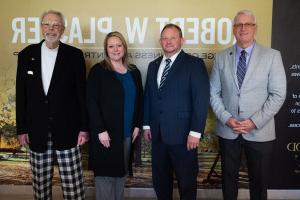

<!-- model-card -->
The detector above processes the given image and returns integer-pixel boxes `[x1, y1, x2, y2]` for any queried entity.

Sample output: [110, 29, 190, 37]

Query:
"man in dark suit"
[16, 10, 88, 200]
[143, 24, 210, 200]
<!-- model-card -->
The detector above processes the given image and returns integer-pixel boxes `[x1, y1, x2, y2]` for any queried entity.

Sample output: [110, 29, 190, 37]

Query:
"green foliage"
[0, 93, 18, 148]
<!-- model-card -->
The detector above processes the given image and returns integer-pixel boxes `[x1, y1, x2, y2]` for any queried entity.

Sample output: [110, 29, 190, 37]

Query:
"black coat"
[16, 41, 88, 152]
[87, 63, 143, 177]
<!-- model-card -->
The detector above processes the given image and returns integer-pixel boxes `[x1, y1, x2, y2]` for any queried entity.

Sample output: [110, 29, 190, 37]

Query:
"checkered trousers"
[30, 141, 85, 200]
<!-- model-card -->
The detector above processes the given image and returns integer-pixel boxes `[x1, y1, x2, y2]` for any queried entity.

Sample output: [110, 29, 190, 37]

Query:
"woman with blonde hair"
[87, 31, 143, 200]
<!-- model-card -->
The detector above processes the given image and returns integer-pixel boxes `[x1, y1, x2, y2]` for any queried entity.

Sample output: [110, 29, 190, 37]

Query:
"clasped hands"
[226, 117, 256, 134]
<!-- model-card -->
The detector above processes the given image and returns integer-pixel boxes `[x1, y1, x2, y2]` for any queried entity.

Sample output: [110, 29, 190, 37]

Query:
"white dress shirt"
[41, 42, 58, 95]
[156, 50, 181, 86]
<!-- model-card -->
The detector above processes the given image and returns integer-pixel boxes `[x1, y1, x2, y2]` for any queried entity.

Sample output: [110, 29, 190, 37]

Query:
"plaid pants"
[30, 140, 85, 200]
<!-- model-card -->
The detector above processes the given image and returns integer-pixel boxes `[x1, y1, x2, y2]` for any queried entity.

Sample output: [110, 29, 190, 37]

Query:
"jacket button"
[45, 100, 48, 104]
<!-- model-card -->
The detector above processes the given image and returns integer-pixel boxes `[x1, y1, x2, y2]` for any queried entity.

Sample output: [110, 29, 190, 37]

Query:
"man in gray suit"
[210, 10, 286, 200]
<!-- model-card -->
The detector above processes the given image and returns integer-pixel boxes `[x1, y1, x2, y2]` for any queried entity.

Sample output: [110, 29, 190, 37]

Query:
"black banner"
[271, 0, 300, 189]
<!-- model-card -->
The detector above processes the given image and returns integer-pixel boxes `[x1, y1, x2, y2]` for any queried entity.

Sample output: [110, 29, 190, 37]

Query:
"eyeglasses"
[233, 23, 256, 29]
[41, 22, 63, 30]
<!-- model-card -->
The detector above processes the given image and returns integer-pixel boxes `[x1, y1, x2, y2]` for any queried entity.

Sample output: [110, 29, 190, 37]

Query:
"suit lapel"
[169, 50, 185, 75]
[160, 50, 185, 89]
[153, 56, 162, 90]
[241, 44, 260, 88]
[32, 41, 45, 97]
[228, 46, 239, 89]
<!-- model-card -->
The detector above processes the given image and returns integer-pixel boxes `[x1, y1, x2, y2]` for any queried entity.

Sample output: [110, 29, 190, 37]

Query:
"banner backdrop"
[270, 0, 300, 189]
[1, 0, 288, 189]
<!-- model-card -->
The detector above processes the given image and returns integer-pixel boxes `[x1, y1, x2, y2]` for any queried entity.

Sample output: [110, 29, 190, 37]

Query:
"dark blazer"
[87, 63, 143, 177]
[16, 40, 88, 152]
[143, 50, 210, 144]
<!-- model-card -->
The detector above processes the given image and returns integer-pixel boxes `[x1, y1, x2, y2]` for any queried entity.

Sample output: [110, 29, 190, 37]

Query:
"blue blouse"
[115, 71, 136, 138]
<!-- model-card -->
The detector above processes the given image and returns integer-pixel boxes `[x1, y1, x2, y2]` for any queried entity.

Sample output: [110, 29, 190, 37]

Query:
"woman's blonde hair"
[101, 31, 133, 70]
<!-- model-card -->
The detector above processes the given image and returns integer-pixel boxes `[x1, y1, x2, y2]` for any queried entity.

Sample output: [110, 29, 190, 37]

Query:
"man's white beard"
[45, 33, 60, 44]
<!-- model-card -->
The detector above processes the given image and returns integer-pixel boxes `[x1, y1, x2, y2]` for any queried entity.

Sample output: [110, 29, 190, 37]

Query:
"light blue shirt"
[235, 42, 255, 71]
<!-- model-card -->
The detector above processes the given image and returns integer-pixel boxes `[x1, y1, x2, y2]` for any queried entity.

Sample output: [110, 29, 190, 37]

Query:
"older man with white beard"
[16, 10, 88, 200]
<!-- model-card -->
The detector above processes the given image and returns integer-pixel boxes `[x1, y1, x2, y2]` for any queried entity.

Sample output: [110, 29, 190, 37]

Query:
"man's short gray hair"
[233, 10, 256, 25]
[41, 10, 65, 27]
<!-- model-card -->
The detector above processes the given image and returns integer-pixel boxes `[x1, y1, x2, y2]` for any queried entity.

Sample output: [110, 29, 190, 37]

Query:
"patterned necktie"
[159, 58, 172, 89]
[236, 50, 247, 88]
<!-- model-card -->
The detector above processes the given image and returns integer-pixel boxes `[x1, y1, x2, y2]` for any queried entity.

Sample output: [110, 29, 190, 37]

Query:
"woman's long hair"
[101, 31, 133, 71]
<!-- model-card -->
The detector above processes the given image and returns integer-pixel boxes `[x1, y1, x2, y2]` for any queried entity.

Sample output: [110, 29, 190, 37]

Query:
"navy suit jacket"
[143, 50, 210, 144]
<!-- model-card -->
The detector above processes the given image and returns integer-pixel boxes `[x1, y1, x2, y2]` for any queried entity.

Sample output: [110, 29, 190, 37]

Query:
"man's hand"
[233, 119, 256, 134]
[143, 129, 152, 141]
[226, 117, 241, 131]
[18, 134, 29, 146]
[187, 135, 200, 151]
[77, 131, 89, 146]
[132, 127, 140, 143]
[98, 131, 111, 148]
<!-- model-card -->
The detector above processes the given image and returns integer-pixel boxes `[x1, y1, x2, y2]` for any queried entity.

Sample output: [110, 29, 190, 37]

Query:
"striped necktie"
[236, 50, 246, 88]
[159, 58, 172, 89]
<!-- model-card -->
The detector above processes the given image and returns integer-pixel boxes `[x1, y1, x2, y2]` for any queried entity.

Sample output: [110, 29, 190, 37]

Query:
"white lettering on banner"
[185, 18, 199, 45]
[201, 18, 215, 44]
[84, 17, 96, 44]
[97, 17, 112, 34]
[60, 17, 112, 43]
[11, 16, 234, 45]
[288, 124, 300, 128]
[28, 17, 40, 43]
[12, 17, 112, 44]
[125, 17, 148, 44]
[289, 64, 300, 78]
[156, 17, 169, 32]
[69, 17, 83, 43]
[218, 17, 232, 45]
[290, 64, 300, 70]
[155, 17, 233, 45]
[11, 17, 26, 43]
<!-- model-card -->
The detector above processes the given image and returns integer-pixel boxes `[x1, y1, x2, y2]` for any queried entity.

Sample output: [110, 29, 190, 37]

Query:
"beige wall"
[0, 0, 273, 139]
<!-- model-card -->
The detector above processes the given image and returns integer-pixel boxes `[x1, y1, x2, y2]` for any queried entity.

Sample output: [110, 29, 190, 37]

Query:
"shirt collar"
[236, 42, 255, 56]
[162, 49, 182, 64]
[42, 41, 59, 52]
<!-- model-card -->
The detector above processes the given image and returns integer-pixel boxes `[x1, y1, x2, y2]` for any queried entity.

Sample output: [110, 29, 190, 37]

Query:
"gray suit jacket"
[210, 43, 286, 142]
